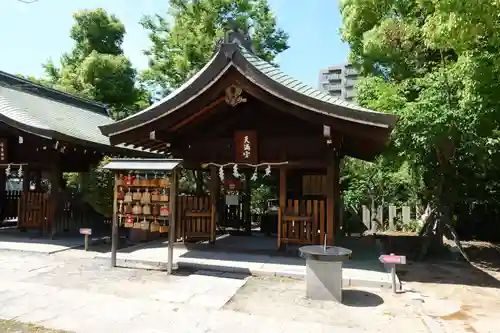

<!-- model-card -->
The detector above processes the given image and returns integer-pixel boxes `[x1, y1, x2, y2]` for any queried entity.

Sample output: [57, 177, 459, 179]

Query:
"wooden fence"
[176, 195, 213, 241]
[1, 190, 21, 220]
[279, 199, 326, 246]
[52, 193, 110, 235]
[2, 190, 109, 235]
[18, 191, 52, 231]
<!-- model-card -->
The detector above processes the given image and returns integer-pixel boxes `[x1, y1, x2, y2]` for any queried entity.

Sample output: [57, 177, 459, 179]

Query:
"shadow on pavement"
[398, 260, 500, 289]
[342, 289, 384, 307]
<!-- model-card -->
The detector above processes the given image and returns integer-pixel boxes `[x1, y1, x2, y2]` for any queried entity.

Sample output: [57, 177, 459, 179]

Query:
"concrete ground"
[0, 249, 435, 333]
[95, 239, 397, 288]
[399, 261, 500, 333]
[0, 229, 107, 254]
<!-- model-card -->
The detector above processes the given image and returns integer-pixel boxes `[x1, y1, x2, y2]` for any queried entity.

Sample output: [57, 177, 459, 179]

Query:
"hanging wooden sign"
[235, 131, 257, 164]
[224, 179, 243, 191]
[0, 139, 7, 163]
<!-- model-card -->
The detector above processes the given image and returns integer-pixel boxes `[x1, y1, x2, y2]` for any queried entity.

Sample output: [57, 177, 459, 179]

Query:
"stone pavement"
[0, 236, 85, 254]
[96, 240, 398, 289]
[0, 251, 405, 333]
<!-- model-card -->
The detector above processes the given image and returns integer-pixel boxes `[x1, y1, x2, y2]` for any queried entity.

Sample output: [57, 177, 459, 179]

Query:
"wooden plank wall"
[18, 192, 51, 231]
[176, 195, 212, 241]
[279, 199, 325, 246]
[302, 175, 327, 196]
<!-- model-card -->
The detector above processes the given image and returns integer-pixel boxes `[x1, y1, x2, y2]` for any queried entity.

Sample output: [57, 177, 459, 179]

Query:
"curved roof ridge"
[123, 50, 223, 121]
[0, 71, 109, 116]
[236, 45, 389, 116]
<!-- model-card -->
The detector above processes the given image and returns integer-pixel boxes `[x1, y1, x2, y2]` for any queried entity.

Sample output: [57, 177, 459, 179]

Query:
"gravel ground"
[224, 276, 429, 333]
[400, 261, 500, 333]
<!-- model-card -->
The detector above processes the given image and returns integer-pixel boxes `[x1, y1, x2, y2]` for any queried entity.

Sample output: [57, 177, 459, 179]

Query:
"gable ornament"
[225, 85, 247, 107]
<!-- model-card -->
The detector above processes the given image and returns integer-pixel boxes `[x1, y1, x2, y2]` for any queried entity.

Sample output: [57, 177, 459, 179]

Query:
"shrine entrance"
[219, 177, 245, 231]
[99, 30, 398, 249]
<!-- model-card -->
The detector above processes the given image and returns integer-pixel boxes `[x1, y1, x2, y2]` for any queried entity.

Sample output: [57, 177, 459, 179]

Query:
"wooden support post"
[0, 169, 5, 222]
[33, 170, 42, 191]
[111, 174, 119, 268]
[333, 154, 341, 243]
[243, 169, 252, 235]
[19, 165, 30, 232]
[167, 168, 178, 275]
[278, 166, 287, 249]
[48, 166, 61, 238]
[326, 152, 336, 246]
[209, 166, 217, 244]
[22, 166, 30, 193]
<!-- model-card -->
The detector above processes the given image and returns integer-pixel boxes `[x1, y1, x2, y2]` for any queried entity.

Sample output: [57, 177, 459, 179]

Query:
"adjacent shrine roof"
[0, 71, 158, 154]
[99, 31, 398, 159]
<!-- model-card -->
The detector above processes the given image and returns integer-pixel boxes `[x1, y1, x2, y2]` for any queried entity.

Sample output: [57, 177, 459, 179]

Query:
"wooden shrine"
[0, 71, 156, 236]
[99, 31, 398, 248]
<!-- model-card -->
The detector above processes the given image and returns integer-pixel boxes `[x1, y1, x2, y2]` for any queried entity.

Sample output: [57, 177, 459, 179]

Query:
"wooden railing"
[278, 199, 326, 247]
[1, 190, 21, 220]
[176, 195, 213, 241]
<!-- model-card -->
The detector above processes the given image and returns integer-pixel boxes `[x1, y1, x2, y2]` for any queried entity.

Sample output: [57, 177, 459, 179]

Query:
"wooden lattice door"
[18, 192, 51, 230]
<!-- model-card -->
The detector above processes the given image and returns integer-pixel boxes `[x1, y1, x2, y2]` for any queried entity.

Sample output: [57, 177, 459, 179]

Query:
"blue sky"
[0, 0, 349, 88]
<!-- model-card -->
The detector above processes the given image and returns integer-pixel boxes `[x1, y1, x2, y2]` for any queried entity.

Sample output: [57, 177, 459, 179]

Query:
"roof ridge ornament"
[225, 85, 247, 107]
[221, 19, 256, 54]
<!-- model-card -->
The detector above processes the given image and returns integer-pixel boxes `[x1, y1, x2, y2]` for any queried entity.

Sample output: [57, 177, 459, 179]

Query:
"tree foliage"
[43, 9, 150, 120]
[140, 0, 289, 96]
[340, 0, 500, 231]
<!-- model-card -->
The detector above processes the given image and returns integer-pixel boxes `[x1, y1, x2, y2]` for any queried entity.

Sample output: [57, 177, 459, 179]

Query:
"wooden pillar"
[19, 165, 30, 232]
[277, 166, 287, 249]
[0, 168, 5, 221]
[209, 166, 218, 244]
[326, 151, 339, 246]
[334, 155, 342, 242]
[48, 166, 61, 237]
[243, 170, 252, 235]
[111, 173, 119, 268]
[167, 167, 178, 275]
[22, 166, 30, 193]
[33, 169, 42, 191]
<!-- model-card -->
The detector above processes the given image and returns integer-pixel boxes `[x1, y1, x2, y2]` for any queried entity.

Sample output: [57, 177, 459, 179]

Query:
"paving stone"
[0, 247, 423, 333]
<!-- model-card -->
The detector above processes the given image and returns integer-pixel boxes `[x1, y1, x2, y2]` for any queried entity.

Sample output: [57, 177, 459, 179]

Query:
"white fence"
[360, 205, 421, 230]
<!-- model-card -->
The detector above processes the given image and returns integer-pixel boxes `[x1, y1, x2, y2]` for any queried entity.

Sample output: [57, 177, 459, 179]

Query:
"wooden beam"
[170, 96, 226, 132]
[235, 75, 391, 143]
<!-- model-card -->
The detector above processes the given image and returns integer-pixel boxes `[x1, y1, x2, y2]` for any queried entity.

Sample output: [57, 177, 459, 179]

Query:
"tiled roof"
[0, 83, 114, 145]
[238, 45, 377, 115]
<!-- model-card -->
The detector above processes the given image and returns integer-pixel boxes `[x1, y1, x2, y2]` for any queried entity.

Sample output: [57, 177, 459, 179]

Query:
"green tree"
[42, 9, 153, 216]
[140, 0, 289, 96]
[340, 0, 500, 239]
[44, 9, 150, 120]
